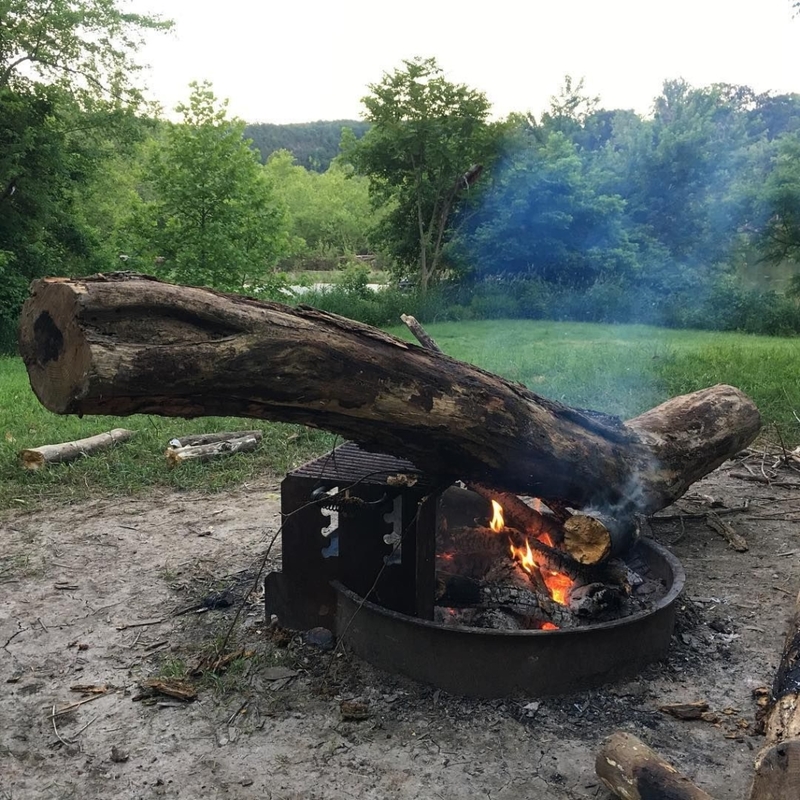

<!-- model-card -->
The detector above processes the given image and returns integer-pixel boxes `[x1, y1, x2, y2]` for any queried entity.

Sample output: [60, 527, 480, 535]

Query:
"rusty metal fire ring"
[333, 538, 685, 698]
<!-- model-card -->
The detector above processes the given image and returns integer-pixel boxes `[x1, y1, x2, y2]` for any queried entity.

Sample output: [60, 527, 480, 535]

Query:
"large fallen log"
[18, 274, 761, 514]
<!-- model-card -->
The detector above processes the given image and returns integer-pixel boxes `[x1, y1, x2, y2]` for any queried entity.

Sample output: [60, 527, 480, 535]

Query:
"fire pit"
[265, 443, 685, 698]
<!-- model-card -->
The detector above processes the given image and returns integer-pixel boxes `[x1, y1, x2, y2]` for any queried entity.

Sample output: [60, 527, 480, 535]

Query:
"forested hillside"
[244, 120, 370, 170]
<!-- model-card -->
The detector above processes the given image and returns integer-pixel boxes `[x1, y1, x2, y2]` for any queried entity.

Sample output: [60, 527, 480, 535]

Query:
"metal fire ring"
[333, 538, 685, 698]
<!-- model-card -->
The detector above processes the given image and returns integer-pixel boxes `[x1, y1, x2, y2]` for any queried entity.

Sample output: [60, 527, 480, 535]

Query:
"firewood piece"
[19, 428, 135, 470]
[659, 701, 710, 721]
[468, 484, 564, 543]
[596, 731, 713, 800]
[562, 511, 639, 565]
[441, 523, 552, 597]
[748, 590, 800, 800]
[18, 274, 761, 514]
[165, 434, 259, 466]
[504, 526, 589, 583]
[705, 511, 749, 552]
[168, 430, 262, 448]
[400, 313, 442, 352]
[567, 582, 624, 618]
[435, 569, 573, 628]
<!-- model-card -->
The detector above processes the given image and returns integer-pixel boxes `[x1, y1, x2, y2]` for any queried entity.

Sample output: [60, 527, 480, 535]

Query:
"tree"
[457, 129, 635, 286]
[0, 0, 171, 103]
[264, 150, 379, 264]
[755, 133, 800, 265]
[140, 81, 291, 291]
[346, 57, 501, 290]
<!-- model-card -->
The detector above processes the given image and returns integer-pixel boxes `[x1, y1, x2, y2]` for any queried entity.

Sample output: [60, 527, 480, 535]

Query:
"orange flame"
[489, 500, 504, 533]
[491, 498, 572, 607]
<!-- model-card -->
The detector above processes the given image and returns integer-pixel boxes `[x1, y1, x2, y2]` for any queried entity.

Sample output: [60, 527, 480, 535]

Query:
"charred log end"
[18, 279, 92, 415]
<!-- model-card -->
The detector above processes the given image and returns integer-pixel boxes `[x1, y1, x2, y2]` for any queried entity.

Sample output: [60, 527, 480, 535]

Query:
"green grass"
[2, 319, 798, 511]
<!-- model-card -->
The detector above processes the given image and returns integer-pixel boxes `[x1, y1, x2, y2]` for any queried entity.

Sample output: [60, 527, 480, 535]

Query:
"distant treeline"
[244, 120, 370, 171]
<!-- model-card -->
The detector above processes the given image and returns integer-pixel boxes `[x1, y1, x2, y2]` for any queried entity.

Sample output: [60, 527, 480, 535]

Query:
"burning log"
[749, 589, 800, 800]
[18, 274, 761, 516]
[468, 484, 564, 543]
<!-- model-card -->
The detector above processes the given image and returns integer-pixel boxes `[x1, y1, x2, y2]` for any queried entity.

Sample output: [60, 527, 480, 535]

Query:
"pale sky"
[132, 0, 800, 123]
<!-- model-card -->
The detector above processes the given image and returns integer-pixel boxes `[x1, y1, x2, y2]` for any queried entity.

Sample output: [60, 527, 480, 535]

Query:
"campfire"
[265, 442, 683, 698]
[432, 485, 666, 633]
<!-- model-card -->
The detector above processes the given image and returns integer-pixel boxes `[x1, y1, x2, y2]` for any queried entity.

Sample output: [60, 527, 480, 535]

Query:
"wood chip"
[140, 678, 197, 702]
[340, 700, 370, 721]
[262, 666, 298, 681]
[659, 701, 710, 720]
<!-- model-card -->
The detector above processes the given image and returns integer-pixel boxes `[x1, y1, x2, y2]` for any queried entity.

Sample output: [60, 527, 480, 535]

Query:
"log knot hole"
[33, 311, 64, 365]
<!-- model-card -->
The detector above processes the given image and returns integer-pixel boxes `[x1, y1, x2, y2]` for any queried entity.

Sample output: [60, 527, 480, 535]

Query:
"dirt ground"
[2, 452, 800, 800]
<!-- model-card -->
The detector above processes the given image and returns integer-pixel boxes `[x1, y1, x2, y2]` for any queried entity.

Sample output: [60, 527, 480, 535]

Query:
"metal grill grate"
[288, 441, 439, 490]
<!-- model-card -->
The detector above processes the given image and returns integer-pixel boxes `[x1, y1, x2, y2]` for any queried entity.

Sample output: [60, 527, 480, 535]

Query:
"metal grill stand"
[265, 442, 441, 630]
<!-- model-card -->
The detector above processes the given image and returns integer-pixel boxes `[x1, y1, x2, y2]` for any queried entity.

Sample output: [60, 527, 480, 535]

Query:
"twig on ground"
[115, 618, 166, 631]
[50, 692, 106, 718]
[51, 705, 73, 747]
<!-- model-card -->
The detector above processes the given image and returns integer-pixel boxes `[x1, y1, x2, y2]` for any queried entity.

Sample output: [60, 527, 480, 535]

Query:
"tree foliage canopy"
[0, 0, 171, 103]
[141, 82, 291, 291]
[346, 57, 502, 289]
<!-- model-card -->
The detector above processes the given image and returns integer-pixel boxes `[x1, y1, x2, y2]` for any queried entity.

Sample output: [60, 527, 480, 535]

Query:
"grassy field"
[1, 319, 798, 511]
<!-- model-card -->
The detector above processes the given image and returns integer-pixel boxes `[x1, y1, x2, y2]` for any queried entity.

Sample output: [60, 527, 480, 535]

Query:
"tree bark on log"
[18, 274, 761, 514]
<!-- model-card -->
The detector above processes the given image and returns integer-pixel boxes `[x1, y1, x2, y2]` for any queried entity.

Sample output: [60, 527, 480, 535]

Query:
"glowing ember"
[541, 622, 559, 631]
[489, 499, 504, 533]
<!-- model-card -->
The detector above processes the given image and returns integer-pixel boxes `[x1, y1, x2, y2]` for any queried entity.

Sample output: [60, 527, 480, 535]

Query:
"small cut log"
[749, 589, 800, 800]
[168, 430, 262, 448]
[562, 511, 640, 565]
[596, 731, 713, 800]
[19, 428, 135, 470]
[165, 434, 260, 466]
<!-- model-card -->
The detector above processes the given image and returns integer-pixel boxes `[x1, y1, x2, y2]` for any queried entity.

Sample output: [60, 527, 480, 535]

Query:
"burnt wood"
[18, 273, 761, 514]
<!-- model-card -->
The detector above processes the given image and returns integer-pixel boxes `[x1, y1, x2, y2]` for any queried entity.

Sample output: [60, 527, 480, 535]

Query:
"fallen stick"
[705, 511, 749, 552]
[165, 434, 260, 466]
[596, 731, 713, 800]
[19, 428, 135, 470]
